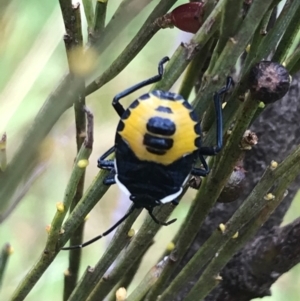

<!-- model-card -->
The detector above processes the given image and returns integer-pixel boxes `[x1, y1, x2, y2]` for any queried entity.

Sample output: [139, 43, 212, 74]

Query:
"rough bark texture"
[173, 72, 300, 301]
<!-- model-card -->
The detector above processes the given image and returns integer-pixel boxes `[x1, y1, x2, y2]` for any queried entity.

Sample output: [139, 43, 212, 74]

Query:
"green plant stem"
[286, 46, 300, 75]
[85, 0, 178, 95]
[157, 94, 259, 301]
[10, 125, 94, 301]
[0, 0, 85, 219]
[67, 206, 142, 301]
[144, 252, 176, 301]
[160, 142, 300, 300]
[0, 0, 165, 218]
[185, 158, 300, 301]
[106, 244, 150, 301]
[238, 0, 300, 93]
[82, 0, 94, 29]
[207, 2, 278, 117]
[250, 101, 265, 125]
[213, 95, 257, 173]
[151, 0, 225, 93]
[258, 0, 300, 61]
[177, 38, 216, 100]
[63, 3, 84, 72]
[60, 170, 111, 247]
[198, 0, 274, 132]
[143, 189, 189, 301]
[271, 5, 300, 63]
[0, 133, 7, 172]
[93, 0, 107, 37]
[60, 5, 86, 299]
[212, 0, 274, 74]
[64, 104, 90, 301]
[0, 243, 12, 288]
[242, 8, 274, 72]
[58, 0, 79, 39]
[92, 0, 155, 51]
[126, 257, 169, 301]
[206, 0, 243, 75]
[85, 204, 175, 301]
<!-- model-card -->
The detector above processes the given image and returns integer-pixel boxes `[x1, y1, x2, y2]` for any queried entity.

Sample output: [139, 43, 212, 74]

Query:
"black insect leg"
[97, 146, 115, 170]
[112, 57, 170, 117]
[171, 199, 179, 206]
[148, 208, 177, 226]
[97, 146, 116, 186]
[103, 170, 116, 186]
[61, 205, 136, 250]
[199, 76, 234, 156]
[191, 154, 210, 176]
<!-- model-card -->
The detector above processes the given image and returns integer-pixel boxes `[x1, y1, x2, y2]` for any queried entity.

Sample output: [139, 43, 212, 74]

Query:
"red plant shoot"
[170, 2, 205, 33]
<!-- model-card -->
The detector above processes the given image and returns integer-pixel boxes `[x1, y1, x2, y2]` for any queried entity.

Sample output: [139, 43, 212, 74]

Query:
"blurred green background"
[1, 1, 300, 300]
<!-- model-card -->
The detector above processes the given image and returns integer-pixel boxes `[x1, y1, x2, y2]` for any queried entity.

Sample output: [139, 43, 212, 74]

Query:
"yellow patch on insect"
[120, 94, 199, 165]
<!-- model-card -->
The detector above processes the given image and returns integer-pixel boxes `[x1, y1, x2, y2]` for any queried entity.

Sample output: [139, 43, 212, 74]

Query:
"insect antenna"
[61, 206, 136, 250]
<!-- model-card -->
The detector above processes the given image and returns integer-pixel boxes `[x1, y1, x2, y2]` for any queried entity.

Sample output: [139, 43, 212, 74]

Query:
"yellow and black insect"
[62, 57, 233, 250]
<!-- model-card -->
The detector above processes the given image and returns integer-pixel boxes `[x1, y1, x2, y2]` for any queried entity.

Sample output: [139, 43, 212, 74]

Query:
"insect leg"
[112, 57, 170, 117]
[199, 77, 234, 156]
[61, 205, 136, 250]
[147, 208, 177, 226]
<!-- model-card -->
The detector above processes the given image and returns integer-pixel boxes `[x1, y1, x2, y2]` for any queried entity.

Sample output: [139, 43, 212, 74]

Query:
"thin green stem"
[206, 0, 243, 75]
[157, 94, 259, 301]
[63, 104, 90, 300]
[258, 0, 300, 61]
[86, 204, 175, 301]
[10, 124, 94, 301]
[0, 243, 12, 288]
[86, 0, 178, 95]
[66, 206, 142, 301]
[238, 0, 300, 93]
[286, 46, 300, 75]
[82, 0, 94, 30]
[196, 0, 274, 132]
[93, 0, 107, 38]
[58, 0, 79, 39]
[59, 5, 86, 298]
[106, 241, 151, 301]
[0, 133, 7, 172]
[0, 0, 167, 217]
[60, 171, 110, 247]
[177, 38, 216, 100]
[159, 146, 297, 301]
[185, 157, 300, 301]
[143, 252, 177, 301]
[151, 0, 225, 92]
[126, 257, 169, 301]
[242, 8, 274, 72]
[92, 0, 155, 51]
[272, 6, 300, 63]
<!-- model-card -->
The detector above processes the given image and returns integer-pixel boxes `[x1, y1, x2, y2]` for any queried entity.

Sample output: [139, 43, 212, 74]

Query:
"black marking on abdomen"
[189, 111, 198, 122]
[146, 147, 166, 155]
[117, 120, 125, 132]
[194, 136, 201, 148]
[129, 99, 140, 109]
[121, 109, 131, 120]
[152, 90, 184, 101]
[146, 117, 176, 136]
[194, 123, 201, 135]
[155, 106, 173, 114]
[139, 93, 151, 100]
[143, 133, 173, 151]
